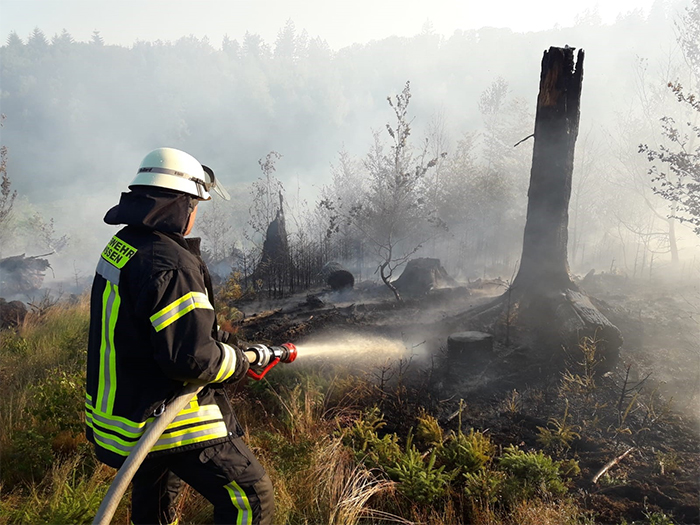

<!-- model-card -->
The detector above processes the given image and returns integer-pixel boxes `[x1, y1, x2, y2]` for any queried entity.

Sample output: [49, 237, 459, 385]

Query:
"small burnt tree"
[255, 192, 289, 298]
[462, 47, 622, 371]
[246, 152, 291, 297]
[343, 81, 444, 301]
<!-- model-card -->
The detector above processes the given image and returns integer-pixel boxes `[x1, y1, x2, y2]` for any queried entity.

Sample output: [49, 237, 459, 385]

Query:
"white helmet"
[130, 147, 230, 201]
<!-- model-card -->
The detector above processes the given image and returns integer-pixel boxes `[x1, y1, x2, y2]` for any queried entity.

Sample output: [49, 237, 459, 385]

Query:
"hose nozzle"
[274, 342, 297, 364]
[244, 342, 297, 380]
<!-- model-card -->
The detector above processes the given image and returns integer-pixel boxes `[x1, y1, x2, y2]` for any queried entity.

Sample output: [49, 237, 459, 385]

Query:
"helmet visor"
[201, 165, 230, 201]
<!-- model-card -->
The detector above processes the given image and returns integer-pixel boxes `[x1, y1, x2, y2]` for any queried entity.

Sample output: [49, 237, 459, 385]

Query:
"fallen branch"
[592, 446, 635, 484]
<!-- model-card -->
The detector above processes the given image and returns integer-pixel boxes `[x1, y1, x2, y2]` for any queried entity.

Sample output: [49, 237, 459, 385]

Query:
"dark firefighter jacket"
[86, 188, 247, 469]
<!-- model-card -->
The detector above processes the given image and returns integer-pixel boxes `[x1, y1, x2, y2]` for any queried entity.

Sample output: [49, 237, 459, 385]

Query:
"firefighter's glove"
[209, 342, 249, 388]
[227, 344, 249, 384]
[217, 329, 235, 345]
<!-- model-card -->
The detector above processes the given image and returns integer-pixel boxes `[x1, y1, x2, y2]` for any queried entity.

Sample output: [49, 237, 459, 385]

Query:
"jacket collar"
[104, 188, 195, 235]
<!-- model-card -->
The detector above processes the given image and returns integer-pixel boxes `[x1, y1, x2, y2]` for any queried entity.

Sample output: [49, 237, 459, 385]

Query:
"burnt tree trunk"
[252, 192, 290, 298]
[513, 47, 582, 293]
[455, 47, 622, 372]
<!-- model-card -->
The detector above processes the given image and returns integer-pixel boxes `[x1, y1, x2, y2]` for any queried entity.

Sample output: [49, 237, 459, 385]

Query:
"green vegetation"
[0, 298, 102, 523]
[339, 403, 581, 522]
[0, 300, 618, 524]
[537, 399, 581, 451]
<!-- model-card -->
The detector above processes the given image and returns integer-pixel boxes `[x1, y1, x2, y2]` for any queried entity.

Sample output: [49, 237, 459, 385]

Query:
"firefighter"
[86, 147, 274, 525]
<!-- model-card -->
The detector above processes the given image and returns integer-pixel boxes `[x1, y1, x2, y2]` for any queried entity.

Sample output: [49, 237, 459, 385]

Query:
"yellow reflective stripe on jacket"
[97, 282, 121, 414]
[101, 235, 137, 269]
[150, 291, 213, 332]
[150, 421, 228, 451]
[86, 396, 215, 436]
[87, 403, 223, 439]
[225, 480, 253, 525]
[88, 421, 228, 456]
[213, 343, 238, 383]
[86, 399, 228, 457]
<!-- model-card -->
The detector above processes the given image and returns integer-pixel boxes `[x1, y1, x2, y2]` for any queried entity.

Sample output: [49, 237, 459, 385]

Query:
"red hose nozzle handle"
[279, 342, 297, 363]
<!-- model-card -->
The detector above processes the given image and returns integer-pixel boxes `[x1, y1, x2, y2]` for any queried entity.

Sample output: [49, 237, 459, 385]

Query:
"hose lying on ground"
[92, 383, 203, 525]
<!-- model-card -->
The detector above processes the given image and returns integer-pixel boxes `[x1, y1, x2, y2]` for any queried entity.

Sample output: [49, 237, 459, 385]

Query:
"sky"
[1, 0, 658, 49]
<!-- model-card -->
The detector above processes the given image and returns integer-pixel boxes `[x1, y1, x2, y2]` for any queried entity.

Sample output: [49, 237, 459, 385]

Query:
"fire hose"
[92, 343, 297, 525]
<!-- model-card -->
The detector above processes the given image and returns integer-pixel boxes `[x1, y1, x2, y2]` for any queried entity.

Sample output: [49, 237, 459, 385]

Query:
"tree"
[247, 151, 285, 242]
[6, 32, 23, 48]
[640, 0, 700, 235]
[641, 86, 700, 234]
[51, 29, 74, 48]
[320, 148, 365, 264]
[26, 27, 48, 53]
[90, 30, 104, 46]
[342, 81, 444, 300]
[274, 19, 297, 61]
[0, 139, 17, 252]
[462, 47, 621, 371]
[512, 48, 584, 292]
[222, 35, 240, 59]
[196, 199, 236, 262]
[242, 32, 269, 60]
[22, 213, 69, 254]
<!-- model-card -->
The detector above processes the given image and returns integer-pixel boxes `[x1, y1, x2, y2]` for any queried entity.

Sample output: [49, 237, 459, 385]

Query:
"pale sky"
[0, 0, 658, 49]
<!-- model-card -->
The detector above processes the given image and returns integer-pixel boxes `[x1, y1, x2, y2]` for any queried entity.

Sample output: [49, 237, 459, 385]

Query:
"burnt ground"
[231, 276, 699, 524]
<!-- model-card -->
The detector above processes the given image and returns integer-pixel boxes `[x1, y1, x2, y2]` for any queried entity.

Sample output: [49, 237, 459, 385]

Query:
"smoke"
[2, 3, 700, 296]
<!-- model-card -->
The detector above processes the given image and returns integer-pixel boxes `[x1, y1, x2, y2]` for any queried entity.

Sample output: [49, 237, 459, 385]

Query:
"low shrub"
[498, 445, 571, 503]
[439, 428, 496, 477]
[1, 427, 55, 485]
[416, 410, 443, 447]
[29, 370, 85, 434]
[386, 439, 451, 505]
[341, 407, 402, 470]
[463, 468, 507, 508]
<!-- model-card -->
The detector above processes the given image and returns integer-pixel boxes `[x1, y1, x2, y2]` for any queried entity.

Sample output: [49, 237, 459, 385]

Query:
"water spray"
[291, 334, 411, 361]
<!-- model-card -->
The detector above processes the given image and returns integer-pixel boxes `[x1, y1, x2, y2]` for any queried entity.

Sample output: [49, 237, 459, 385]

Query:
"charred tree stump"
[448, 331, 494, 365]
[455, 46, 621, 372]
[251, 192, 290, 298]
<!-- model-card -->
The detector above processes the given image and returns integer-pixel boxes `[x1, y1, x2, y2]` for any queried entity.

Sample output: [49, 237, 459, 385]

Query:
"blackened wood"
[447, 331, 494, 363]
[514, 46, 584, 293]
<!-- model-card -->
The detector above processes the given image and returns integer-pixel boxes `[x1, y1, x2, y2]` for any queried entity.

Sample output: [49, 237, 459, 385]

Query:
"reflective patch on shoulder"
[101, 236, 138, 269]
[96, 258, 121, 284]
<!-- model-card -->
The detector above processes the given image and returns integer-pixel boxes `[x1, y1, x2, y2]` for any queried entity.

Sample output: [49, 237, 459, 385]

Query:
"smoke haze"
[0, 0, 698, 289]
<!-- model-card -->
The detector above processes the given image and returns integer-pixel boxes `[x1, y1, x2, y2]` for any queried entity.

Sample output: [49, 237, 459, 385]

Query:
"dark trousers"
[131, 436, 274, 525]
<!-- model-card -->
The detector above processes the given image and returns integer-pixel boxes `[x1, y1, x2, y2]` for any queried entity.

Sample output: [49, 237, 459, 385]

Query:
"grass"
[0, 298, 598, 525]
[0, 455, 113, 525]
[0, 296, 127, 524]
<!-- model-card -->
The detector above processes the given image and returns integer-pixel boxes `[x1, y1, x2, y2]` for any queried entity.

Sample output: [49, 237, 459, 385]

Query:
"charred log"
[0, 253, 51, 296]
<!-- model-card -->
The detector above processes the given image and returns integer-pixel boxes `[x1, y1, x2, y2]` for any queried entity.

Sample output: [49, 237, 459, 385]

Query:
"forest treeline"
[1, 1, 698, 294]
